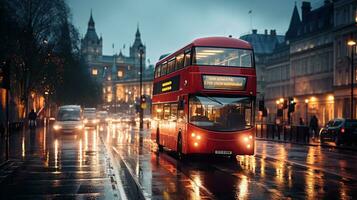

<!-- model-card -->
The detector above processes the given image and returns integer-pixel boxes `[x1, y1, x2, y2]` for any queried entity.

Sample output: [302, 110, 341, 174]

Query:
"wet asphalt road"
[106, 123, 357, 200]
[1, 122, 357, 200]
[0, 125, 117, 200]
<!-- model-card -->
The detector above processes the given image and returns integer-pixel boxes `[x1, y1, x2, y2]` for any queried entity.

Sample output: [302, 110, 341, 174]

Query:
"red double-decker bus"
[151, 37, 256, 158]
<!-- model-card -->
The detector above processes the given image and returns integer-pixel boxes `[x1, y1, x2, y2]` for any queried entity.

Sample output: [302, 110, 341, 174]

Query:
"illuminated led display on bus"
[202, 75, 246, 90]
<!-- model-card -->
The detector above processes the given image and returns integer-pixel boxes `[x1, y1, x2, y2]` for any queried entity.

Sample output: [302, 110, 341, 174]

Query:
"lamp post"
[348, 39, 356, 119]
[305, 99, 309, 125]
[138, 44, 144, 131]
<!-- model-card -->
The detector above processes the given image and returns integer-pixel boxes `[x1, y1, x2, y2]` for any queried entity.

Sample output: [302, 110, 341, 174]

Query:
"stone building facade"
[333, 0, 357, 118]
[264, 0, 356, 125]
[81, 12, 154, 113]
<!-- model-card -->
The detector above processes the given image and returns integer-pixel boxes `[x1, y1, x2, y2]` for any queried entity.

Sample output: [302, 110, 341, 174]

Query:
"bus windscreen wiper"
[198, 92, 223, 105]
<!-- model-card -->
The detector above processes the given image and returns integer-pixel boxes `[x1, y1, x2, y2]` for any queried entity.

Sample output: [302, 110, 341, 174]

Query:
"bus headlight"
[53, 124, 62, 130]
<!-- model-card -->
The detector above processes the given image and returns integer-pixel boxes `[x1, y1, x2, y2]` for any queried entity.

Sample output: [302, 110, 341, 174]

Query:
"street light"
[348, 39, 356, 119]
[305, 99, 309, 124]
[138, 44, 145, 131]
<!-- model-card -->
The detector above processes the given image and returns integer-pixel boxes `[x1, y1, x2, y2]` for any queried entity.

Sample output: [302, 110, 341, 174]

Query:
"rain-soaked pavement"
[105, 122, 357, 200]
[1, 122, 357, 200]
[0, 125, 118, 200]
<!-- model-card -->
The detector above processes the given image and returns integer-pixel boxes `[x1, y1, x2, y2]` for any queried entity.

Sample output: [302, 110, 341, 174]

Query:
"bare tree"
[5, 0, 69, 116]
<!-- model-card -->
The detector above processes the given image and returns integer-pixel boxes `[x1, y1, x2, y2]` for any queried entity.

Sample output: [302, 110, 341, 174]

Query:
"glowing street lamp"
[348, 39, 356, 119]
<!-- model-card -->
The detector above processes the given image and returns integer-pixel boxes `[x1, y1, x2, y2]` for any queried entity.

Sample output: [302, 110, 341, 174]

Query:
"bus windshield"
[193, 47, 253, 68]
[57, 109, 81, 121]
[189, 95, 253, 131]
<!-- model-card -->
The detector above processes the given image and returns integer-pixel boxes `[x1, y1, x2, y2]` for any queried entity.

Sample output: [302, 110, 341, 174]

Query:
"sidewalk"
[256, 124, 357, 151]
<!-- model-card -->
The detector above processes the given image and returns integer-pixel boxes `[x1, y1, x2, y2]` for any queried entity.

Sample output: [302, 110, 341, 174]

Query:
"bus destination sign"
[202, 75, 246, 90]
[153, 75, 180, 94]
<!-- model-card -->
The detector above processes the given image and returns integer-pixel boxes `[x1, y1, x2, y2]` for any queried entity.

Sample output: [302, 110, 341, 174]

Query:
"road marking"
[112, 146, 150, 200]
[99, 136, 127, 200]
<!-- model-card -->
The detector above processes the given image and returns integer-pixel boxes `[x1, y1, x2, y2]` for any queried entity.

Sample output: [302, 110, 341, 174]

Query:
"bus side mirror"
[178, 99, 184, 110]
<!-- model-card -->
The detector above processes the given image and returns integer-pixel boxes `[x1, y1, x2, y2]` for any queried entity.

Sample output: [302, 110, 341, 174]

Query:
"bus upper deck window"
[176, 53, 184, 70]
[184, 51, 191, 66]
[161, 62, 168, 76]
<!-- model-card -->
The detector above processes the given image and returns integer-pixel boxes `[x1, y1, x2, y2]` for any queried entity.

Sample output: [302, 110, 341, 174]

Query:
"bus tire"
[177, 133, 184, 160]
[156, 128, 163, 152]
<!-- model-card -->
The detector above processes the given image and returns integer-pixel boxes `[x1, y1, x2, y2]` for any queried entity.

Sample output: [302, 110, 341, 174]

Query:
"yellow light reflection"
[191, 174, 202, 199]
[238, 175, 248, 199]
[275, 146, 286, 185]
[22, 135, 25, 158]
[79, 139, 83, 168]
[84, 130, 88, 152]
[54, 139, 59, 169]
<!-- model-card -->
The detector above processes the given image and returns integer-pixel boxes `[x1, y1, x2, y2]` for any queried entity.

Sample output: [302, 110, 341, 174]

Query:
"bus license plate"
[215, 150, 232, 155]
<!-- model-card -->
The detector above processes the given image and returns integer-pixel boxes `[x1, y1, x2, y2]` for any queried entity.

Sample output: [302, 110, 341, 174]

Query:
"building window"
[118, 70, 124, 78]
[92, 68, 98, 76]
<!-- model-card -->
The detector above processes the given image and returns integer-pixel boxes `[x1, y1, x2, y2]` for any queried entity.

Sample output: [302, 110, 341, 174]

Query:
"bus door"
[177, 96, 187, 152]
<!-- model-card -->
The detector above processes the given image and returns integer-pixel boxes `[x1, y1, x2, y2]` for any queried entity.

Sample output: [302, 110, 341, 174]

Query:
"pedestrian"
[299, 117, 304, 125]
[28, 109, 37, 130]
[309, 115, 319, 139]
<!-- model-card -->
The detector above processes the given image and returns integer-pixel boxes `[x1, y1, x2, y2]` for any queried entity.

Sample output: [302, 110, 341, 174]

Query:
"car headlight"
[53, 124, 62, 130]
[76, 125, 84, 130]
[84, 119, 88, 124]
[92, 119, 98, 123]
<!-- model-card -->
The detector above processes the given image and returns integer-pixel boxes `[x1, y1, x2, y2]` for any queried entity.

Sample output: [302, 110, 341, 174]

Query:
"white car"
[53, 105, 84, 133]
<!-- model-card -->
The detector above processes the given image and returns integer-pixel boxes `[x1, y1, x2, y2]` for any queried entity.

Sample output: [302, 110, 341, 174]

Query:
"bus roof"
[191, 37, 252, 49]
[157, 37, 252, 64]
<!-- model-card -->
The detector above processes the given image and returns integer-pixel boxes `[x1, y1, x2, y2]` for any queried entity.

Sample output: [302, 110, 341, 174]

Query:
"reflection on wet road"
[106, 122, 357, 200]
[1, 122, 357, 199]
[0, 126, 115, 199]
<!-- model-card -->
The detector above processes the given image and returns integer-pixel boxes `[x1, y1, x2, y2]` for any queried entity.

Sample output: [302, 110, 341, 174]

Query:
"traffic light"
[288, 97, 296, 113]
[258, 99, 265, 111]
[141, 95, 147, 109]
[283, 100, 288, 109]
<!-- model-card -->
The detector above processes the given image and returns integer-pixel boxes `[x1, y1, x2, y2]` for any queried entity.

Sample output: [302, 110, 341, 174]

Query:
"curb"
[112, 146, 148, 200]
[256, 138, 357, 151]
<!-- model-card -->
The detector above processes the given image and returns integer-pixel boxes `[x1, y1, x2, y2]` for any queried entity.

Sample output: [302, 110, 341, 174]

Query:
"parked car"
[53, 105, 83, 133]
[83, 108, 98, 127]
[319, 118, 357, 145]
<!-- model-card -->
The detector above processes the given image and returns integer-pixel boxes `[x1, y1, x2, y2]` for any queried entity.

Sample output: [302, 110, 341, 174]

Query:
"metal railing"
[256, 123, 313, 143]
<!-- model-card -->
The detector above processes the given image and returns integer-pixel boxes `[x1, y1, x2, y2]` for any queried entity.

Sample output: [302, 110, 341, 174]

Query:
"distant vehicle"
[97, 111, 109, 124]
[152, 37, 256, 159]
[83, 107, 98, 127]
[320, 118, 357, 145]
[53, 105, 83, 133]
[110, 113, 122, 123]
